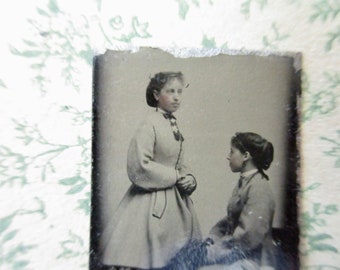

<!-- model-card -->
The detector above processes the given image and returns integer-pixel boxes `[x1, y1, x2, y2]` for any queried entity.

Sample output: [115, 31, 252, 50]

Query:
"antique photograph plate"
[91, 48, 300, 270]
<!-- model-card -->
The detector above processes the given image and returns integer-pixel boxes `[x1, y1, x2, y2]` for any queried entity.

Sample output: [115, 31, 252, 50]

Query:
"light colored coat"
[100, 110, 201, 269]
[206, 172, 276, 269]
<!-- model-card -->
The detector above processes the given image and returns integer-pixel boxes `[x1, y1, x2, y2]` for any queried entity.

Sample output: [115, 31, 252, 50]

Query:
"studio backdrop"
[92, 48, 299, 238]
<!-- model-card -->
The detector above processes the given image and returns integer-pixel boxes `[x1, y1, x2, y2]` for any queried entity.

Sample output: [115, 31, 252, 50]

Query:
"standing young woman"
[99, 72, 201, 270]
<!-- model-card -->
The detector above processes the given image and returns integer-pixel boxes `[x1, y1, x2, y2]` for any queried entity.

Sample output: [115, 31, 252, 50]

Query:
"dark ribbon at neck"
[163, 113, 176, 120]
[238, 176, 244, 188]
[163, 113, 184, 142]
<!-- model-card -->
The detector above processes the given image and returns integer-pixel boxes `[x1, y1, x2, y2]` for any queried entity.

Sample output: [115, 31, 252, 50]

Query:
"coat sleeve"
[127, 120, 178, 191]
[176, 141, 197, 195]
[228, 180, 275, 251]
[177, 143, 194, 177]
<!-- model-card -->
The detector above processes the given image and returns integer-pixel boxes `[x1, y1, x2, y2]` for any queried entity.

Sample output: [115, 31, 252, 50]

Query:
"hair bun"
[232, 132, 274, 171]
[261, 141, 274, 170]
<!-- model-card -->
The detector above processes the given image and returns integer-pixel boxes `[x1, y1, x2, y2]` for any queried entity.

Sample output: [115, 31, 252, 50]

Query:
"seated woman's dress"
[202, 171, 277, 270]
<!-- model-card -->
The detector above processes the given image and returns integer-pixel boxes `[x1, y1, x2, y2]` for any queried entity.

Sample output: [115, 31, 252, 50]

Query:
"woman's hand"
[204, 236, 234, 264]
[176, 174, 196, 195]
[204, 237, 215, 246]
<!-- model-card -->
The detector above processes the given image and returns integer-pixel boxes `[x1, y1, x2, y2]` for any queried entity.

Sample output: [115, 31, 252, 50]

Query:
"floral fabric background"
[0, 0, 339, 269]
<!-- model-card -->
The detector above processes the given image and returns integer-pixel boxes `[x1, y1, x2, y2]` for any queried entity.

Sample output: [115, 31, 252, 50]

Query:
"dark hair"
[231, 132, 274, 180]
[146, 72, 184, 107]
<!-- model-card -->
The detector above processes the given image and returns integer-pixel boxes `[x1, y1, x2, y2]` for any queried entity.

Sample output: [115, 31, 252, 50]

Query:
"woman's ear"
[243, 151, 252, 161]
[153, 90, 159, 101]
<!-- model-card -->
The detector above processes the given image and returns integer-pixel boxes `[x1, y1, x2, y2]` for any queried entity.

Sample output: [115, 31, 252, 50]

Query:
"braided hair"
[231, 132, 274, 180]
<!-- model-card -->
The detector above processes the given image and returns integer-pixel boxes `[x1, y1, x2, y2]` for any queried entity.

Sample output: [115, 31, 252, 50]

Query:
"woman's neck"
[240, 168, 258, 178]
[241, 162, 257, 174]
[157, 107, 170, 114]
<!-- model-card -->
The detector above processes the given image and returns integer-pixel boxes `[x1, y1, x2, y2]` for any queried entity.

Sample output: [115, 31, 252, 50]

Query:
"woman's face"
[227, 145, 246, 172]
[154, 78, 183, 113]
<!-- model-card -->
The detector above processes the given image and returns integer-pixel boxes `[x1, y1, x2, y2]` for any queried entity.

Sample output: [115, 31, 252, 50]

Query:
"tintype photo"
[91, 48, 300, 270]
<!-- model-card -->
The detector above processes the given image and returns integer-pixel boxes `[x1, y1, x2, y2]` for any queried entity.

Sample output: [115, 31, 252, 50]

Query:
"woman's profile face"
[154, 78, 184, 113]
[227, 145, 246, 172]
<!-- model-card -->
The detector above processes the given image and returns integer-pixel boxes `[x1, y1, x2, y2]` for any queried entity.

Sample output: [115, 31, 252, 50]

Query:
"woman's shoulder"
[248, 173, 272, 190]
[137, 110, 164, 129]
[141, 110, 161, 124]
[130, 111, 163, 140]
[243, 173, 275, 207]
